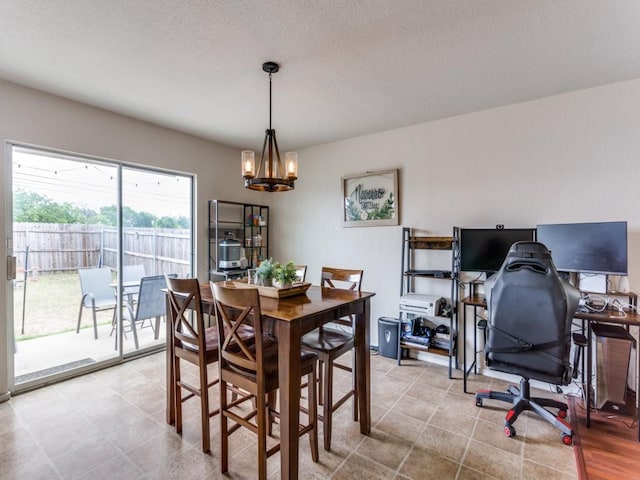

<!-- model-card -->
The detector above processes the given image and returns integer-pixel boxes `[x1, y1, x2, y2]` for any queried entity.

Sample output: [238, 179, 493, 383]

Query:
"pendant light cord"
[268, 72, 272, 130]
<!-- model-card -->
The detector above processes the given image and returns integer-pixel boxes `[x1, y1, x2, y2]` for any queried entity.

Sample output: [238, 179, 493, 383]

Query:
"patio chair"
[120, 274, 175, 349]
[122, 264, 146, 303]
[76, 267, 116, 339]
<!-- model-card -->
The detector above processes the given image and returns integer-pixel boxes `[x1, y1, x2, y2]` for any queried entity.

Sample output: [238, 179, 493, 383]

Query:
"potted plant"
[272, 261, 298, 289]
[255, 258, 274, 286]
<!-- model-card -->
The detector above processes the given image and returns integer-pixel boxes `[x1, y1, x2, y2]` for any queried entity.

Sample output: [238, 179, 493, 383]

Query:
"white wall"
[0, 79, 265, 400]
[271, 78, 640, 352]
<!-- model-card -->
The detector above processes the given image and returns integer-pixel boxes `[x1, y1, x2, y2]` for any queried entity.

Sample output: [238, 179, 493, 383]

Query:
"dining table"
[165, 282, 375, 479]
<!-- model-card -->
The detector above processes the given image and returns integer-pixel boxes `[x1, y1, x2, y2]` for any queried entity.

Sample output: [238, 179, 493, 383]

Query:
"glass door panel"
[12, 147, 121, 387]
[120, 166, 193, 355]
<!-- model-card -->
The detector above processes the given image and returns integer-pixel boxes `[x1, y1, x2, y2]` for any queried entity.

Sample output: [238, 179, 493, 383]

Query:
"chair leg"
[91, 301, 99, 339]
[131, 318, 140, 350]
[220, 380, 229, 474]
[308, 366, 319, 462]
[257, 389, 268, 480]
[351, 351, 358, 421]
[323, 358, 334, 451]
[76, 301, 84, 334]
[318, 359, 325, 405]
[199, 360, 210, 453]
[174, 356, 182, 435]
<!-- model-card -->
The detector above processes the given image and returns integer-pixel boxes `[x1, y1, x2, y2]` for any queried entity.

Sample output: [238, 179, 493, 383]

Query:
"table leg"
[279, 321, 301, 480]
[356, 299, 371, 434]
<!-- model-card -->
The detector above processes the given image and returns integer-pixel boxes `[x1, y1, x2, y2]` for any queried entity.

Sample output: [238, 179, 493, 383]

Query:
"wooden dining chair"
[164, 277, 231, 452]
[300, 266, 363, 451]
[211, 281, 319, 480]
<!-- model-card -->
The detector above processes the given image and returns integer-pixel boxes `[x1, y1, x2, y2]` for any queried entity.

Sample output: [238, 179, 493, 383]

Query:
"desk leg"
[279, 321, 301, 480]
[586, 321, 592, 428]
[463, 303, 468, 393]
[356, 299, 371, 434]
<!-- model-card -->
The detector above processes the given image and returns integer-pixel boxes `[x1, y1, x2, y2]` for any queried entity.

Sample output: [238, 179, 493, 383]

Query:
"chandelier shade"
[242, 62, 297, 192]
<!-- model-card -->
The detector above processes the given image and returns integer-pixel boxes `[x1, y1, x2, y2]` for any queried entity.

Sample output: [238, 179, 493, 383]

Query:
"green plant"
[273, 261, 298, 286]
[256, 258, 274, 280]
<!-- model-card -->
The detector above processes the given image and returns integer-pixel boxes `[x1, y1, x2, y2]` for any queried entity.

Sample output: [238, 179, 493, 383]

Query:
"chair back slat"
[321, 267, 363, 291]
[165, 277, 207, 355]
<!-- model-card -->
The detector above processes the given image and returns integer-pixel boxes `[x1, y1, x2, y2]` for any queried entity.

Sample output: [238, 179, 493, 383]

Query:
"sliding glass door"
[9, 145, 193, 390]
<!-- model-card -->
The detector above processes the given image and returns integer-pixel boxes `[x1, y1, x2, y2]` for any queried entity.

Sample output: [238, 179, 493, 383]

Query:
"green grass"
[13, 272, 115, 341]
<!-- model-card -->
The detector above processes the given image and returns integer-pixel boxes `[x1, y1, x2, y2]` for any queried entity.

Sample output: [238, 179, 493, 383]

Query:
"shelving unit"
[208, 200, 269, 281]
[398, 227, 460, 377]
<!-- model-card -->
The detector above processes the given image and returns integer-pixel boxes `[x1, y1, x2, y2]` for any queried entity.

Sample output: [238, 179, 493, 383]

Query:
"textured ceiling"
[1, 1, 640, 151]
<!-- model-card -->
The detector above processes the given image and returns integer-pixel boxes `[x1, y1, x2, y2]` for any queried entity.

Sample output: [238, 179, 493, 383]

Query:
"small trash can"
[378, 317, 400, 359]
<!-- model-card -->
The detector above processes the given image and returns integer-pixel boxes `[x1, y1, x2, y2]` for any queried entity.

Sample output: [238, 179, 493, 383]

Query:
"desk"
[461, 295, 486, 393]
[575, 309, 640, 441]
[165, 284, 375, 479]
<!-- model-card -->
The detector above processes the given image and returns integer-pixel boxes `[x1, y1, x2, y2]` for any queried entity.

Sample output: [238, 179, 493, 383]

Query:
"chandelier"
[241, 62, 298, 192]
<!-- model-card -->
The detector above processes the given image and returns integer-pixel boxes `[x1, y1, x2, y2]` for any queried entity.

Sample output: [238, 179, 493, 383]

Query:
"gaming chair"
[475, 241, 581, 445]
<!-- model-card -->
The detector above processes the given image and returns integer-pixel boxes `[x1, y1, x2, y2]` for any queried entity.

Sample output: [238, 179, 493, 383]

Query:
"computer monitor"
[459, 228, 536, 273]
[536, 221, 628, 275]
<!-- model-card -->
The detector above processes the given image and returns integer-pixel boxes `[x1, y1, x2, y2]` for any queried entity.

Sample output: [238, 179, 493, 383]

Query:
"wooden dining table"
[165, 283, 375, 479]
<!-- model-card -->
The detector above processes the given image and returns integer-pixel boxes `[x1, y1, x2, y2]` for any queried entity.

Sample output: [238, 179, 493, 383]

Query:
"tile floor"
[0, 352, 578, 479]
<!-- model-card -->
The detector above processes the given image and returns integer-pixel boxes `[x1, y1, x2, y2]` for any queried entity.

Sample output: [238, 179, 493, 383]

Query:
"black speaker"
[378, 317, 400, 359]
[593, 323, 635, 415]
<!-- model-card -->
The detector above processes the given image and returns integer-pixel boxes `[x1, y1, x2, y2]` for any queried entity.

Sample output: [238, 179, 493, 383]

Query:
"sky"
[12, 149, 191, 218]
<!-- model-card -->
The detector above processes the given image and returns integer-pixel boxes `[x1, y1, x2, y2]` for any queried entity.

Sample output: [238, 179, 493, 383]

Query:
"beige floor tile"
[51, 437, 121, 479]
[391, 394, 437, 423]
[399, 446, 460, 480]
[429, 406, 478, 436]
[463, 439, 523, 480]
[472, 417, 524, 456]
[333, 452, 395, 480]
[356, 429, 413, 470]
[414, 424, 469, 463]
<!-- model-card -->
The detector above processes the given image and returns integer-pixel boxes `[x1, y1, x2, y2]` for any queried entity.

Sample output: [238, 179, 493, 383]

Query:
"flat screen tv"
[536, 221, 628, 275]
[459, 228, 536, 273]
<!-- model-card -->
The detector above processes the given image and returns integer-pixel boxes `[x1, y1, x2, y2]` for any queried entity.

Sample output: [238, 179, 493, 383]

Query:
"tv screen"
[536, 221, 628, 275]
[459, 228, 536, 273]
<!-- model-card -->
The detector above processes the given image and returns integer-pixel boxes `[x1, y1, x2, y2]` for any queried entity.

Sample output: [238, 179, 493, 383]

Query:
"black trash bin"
[378, 317, 400, 359]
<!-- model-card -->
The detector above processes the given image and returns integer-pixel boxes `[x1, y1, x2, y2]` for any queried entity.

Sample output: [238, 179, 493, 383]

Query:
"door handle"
[7, 256, 16, 280]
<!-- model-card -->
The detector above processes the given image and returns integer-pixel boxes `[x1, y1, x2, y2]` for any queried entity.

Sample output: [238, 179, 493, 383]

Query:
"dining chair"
[300, 266, 363, 451]
[120, 274, 173, 349]
[165, 276, 249, 453]
[76, 267, 116, 339]
[211, 281, 319, 479]
[295, 265, 308, 283]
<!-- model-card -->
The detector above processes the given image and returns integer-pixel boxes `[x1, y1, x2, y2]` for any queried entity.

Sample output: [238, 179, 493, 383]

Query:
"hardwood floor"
[570, 396, 640, 480]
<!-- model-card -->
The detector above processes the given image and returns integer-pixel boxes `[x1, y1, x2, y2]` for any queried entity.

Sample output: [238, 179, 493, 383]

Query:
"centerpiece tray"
[231, 281, 312, 299]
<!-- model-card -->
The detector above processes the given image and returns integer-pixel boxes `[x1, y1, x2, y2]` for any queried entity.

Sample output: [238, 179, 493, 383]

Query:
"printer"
[399, 293, 445, 317]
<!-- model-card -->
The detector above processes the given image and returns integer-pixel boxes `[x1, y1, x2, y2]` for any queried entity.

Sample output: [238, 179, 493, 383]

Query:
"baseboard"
[0, 391, 11, 403]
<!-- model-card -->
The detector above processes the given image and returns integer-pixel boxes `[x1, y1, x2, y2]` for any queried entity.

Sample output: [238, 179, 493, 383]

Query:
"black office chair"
[474, 241, 580, 445]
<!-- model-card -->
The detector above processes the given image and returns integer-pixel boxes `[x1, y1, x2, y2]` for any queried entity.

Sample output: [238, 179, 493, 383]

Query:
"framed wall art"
[341, 169, 399, 227]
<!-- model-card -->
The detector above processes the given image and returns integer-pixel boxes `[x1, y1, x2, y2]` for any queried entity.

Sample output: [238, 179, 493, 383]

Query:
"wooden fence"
[12, 223, 191, 277]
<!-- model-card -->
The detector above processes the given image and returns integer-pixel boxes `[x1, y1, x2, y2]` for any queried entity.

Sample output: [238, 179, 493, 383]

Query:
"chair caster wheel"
[475, 398, 483, 407]
[558, 409, 567, 419]
[561, 433, 573, 445]
[504, 425, 516, 438]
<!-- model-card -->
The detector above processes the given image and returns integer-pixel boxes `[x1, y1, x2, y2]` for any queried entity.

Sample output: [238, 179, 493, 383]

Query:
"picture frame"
[341, 168, 399, 227]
